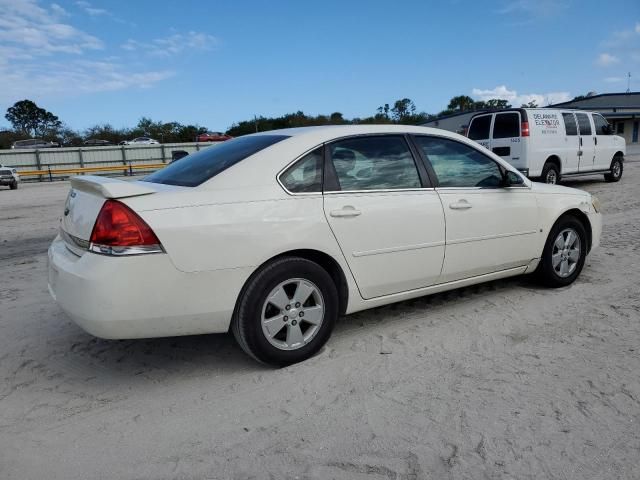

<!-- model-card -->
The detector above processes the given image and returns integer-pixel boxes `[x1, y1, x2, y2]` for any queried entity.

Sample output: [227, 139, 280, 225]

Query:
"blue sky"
[0, 0, 638, 132]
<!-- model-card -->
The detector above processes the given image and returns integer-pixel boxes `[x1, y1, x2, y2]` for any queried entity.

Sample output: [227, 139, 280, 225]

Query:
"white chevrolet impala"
[48, 125, 602, 365]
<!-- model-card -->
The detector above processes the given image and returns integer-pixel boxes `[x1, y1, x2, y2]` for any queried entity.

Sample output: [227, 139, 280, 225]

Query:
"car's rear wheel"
[541, 162, 560, 184]
[536, 216, 587, 287]
[604, 155, 623, 182]
[10, 181, 17, 190]
[232, 256, 338, 366]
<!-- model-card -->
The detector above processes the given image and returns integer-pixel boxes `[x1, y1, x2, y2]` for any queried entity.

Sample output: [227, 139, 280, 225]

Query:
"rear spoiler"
[70, 175, 156, 199]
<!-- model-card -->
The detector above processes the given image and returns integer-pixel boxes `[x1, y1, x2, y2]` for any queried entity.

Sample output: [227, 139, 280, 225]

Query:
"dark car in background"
[83, 139, 112, 147]
[11, 139, 59, 149]
[196, 132, 233, 142]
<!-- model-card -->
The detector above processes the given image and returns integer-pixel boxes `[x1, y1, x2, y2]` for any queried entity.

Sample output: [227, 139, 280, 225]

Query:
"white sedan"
[123, 137, 159, 145]
[48, 125, 602, 366]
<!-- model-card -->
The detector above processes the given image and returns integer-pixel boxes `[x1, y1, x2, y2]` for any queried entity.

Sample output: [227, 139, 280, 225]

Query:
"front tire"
[9, 181, 18, 190]
[541, 162, 560, 184]
[231, 257, 338, 366]
[604, 155, 623, 182]
[536, 216, 587, 288]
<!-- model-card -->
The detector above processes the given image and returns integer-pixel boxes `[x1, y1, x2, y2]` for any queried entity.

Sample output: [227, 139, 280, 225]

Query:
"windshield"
[143, 134, 289, 187]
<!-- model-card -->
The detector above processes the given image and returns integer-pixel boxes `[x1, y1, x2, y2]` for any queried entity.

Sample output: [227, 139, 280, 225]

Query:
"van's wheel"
[9, 181, 18, 190]
[541, 162, 560, 184]
[604, 155, 623, 182]
[231, 256, 338, 367]
[535, 215, 587, 288]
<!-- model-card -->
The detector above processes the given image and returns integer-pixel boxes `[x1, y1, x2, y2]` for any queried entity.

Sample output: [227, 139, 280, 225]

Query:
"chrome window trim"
[323, 187, 436, 195]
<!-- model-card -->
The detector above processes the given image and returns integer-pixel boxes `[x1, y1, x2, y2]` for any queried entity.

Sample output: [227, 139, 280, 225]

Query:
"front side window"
[468, 115, 492, 140]
[593, 115, 611, 135]
[328, 136, 420, 191]
[562, 113, 578, 136]
[493, 113, 520, 139]
[279, 147, 323, 193]
[576, 113, 592, 136]
[144, 134, 289, 187]
[414, 136, 503, 188]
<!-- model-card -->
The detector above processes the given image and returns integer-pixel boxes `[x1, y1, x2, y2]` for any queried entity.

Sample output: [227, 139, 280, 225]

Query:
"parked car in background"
[196, 132, 233, 142]
[466, 108, 625, 184]
[11, 139, 59, 149]
[0, 164, 20, 189]
[122, 137, 159, 145]
[84, 139, 112, 147]
[48, 125, 602, 366]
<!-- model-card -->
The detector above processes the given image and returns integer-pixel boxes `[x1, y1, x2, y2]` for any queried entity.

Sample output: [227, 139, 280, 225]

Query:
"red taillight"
[521, 121, 530, 137]
[90, 200, 161, 254]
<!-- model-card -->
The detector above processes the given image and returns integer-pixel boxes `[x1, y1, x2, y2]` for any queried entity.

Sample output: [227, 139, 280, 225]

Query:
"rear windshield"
[143, 134, 289, 187]
[468, 115, 491, 140]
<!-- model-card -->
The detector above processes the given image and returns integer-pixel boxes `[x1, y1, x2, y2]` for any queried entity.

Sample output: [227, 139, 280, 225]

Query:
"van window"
[593, 115, 611, 135]
[468, 115, 491, 140]
[576, 113, 592, 136]
[493, 113, 520, 138]
[562, 113, 578, 136]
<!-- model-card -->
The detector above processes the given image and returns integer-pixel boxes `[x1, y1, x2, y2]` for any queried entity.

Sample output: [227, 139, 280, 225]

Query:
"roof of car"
[252, 124, 455, 142]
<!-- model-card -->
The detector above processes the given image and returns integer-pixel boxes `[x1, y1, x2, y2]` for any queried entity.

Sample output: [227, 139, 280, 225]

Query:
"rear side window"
[280, 147, 323, 193]
[468, 115, 491, 140]
[562, 113, 578, 136]
[493, 113, 520, 138]
[576, 113, 592, 136]
[328, 136, 420, 191]
[593, 115, 611, 135]
[144, 135, 289, 187]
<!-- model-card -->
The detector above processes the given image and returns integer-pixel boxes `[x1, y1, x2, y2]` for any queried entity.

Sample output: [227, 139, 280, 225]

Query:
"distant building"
[550, 92, 640, 147]
[421, 110, 486, 134]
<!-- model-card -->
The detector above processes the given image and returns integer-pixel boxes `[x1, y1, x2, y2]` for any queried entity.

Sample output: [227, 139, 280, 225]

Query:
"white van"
[466, 108, 626, 184]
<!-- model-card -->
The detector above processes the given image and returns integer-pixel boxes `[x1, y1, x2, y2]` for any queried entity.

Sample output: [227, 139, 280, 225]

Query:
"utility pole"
[254, 115, 258, 133]
[627, 72, 631, 94]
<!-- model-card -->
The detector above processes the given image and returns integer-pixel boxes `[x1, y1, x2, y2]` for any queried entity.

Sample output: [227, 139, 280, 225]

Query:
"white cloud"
[636, 22, 640, 34]
[596, 53, 620, 67]
[471, 85, 571, 106]
[0, 0, 175, 101]
[604, 77, 624, 83]
[497, 0, 568, 17]
[75, 1, 110, 17]
[122, 31, 219, 56]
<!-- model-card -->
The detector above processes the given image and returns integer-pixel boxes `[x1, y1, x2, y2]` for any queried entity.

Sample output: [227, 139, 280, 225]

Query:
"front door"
[323, 135, 446, 299]
[561, 112, 580, 173]
[411, 135, 540, 283]
[593, 114, 615, 169]
[576, 112, 596, 172]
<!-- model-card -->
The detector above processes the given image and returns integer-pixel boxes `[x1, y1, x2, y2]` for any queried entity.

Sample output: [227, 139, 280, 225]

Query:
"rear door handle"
[330, 206, 362, 217]
[449, 200, 472, 210]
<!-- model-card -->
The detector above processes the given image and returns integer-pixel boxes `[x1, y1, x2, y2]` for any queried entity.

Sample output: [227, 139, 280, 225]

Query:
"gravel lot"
[1, 161, 639, 480]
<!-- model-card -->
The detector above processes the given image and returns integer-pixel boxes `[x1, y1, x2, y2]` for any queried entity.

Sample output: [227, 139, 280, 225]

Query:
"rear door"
[322, 135, 446, 299]
[576, 112, 595, 172]
[561, 112, 580, 173]
[467, 114, 493, 151]
[490, 111, 523, 170]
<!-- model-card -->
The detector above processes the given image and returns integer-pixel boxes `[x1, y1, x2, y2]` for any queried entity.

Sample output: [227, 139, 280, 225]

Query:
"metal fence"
[0, 142, 219, 181]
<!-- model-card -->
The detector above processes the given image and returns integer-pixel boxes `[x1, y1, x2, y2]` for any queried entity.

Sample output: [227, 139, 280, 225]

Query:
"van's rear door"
[467, 114, 492, 150]
[490, 111, 524, 171]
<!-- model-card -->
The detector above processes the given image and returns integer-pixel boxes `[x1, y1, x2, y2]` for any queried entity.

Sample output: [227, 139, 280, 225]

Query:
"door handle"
[330, 206, 362, 217]
[449, 200, 472, 210]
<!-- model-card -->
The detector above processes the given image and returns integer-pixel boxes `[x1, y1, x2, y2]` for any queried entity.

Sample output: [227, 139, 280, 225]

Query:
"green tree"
[521, 100, 538, 108]
[391, 98, 416, 122]
[5, 99, 63, 137]
[447, 95, 475, 112]
[484, 99, 511, 109]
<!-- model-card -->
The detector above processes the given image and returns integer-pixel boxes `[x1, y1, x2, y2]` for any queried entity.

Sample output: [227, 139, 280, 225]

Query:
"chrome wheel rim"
[552, 228, 581, 278]
[546, 170, 557, 184]
[612, 161, 621, 178]
[261, 278, 324, 351]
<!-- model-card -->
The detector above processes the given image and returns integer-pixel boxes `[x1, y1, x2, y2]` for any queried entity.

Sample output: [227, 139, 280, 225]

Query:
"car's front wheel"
[536, 215, 587, 287]
[10, 181, 18, 190]
[232, 257, 338, 366]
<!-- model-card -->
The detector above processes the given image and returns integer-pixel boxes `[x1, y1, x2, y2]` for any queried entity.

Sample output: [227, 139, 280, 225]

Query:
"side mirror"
[504, 170, 525, 187]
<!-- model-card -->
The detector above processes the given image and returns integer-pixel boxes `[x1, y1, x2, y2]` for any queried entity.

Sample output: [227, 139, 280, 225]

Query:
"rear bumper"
[47, 235, 252, 339]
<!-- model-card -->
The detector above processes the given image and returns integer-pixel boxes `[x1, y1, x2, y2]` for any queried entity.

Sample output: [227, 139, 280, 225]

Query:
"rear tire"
[541, 162, 560, 184]
[9, 181, 17, 190]
[604, 155, 623, 182]
[231, 256, 338, 367]
[536, 215, 587, 288]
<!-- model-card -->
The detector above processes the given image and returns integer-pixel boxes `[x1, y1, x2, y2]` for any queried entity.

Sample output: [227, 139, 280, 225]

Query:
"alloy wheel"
[551, 228, 581, 278]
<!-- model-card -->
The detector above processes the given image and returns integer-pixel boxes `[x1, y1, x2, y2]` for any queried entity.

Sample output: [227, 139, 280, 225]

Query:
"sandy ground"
[1, 161, 639, 480]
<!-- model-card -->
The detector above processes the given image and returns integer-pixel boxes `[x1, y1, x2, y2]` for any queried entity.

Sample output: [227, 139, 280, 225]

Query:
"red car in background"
[196, 132, 233, 142]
